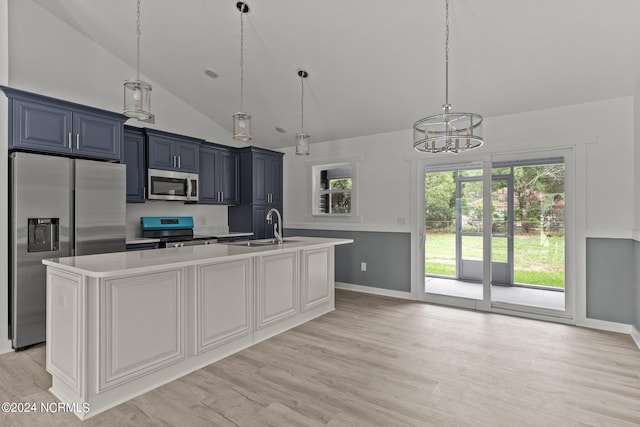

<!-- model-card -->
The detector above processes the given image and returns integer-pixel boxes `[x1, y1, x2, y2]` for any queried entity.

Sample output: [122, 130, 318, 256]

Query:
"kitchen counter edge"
[44, 236, 353, 278]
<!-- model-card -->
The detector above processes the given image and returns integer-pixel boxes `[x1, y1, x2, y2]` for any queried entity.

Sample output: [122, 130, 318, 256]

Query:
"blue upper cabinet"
[251, 149, 284, 206]
[146, 128, 202, 173]
[219, 149, 240, 204]
[228, 147, 284, 239]
[123, 126, 146, 203]
[1, 86, 126, 161]
[199, 143, 239, 205]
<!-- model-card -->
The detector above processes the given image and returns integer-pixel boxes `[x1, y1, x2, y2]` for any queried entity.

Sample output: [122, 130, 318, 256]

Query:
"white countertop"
[44, 236, 353, 278]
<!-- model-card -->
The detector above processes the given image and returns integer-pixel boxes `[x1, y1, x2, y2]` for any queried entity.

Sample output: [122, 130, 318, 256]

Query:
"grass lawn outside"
[425, 232, 564, 288]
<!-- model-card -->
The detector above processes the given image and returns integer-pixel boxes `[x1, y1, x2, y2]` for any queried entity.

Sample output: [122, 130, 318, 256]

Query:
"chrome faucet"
[266, 208, 283, 244]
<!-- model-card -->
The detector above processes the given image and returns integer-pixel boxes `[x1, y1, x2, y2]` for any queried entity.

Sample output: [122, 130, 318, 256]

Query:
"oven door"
[148, 169, 198, 201]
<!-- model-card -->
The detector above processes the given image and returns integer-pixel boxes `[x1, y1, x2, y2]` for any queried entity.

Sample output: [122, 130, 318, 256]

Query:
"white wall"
[282, 96, 635, 326]
[7, 0, 240, 147]
[0, 0, 240, 353]
[283, 97, 635, 237]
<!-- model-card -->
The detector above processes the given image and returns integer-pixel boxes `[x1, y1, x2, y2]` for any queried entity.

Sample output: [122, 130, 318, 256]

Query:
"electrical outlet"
[361, 262, 367, 272]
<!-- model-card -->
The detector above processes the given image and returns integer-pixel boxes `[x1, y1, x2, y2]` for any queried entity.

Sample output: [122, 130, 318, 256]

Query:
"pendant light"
[233, 2, 252, 141]
[295, 70, 310, 156]
[413, 0, 483, 153]
[123, 0, 154, 122]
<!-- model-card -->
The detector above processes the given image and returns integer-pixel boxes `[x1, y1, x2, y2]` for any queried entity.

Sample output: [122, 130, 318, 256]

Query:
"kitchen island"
[43, 236, 352, 419]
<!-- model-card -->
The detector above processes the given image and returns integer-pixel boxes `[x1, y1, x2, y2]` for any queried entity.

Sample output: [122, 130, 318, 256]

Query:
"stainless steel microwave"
[147, 169, 198, 201]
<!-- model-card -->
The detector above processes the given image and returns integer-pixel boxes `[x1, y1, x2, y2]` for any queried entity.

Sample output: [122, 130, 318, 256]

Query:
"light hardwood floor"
[1, 289, 639, 426]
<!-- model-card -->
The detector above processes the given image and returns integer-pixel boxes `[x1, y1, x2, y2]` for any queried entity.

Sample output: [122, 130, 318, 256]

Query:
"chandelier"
[413, 0, 483, 153]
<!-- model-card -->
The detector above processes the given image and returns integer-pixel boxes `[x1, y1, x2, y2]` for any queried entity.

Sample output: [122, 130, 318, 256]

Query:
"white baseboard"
[631, 325, 640, 350]
[0, 339, 13, 355]
[335, 282, 414, 300]
[577, 318, 633, 334]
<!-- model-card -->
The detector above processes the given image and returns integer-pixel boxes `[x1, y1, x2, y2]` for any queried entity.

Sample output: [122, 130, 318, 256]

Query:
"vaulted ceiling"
[32, 0, 640, 149]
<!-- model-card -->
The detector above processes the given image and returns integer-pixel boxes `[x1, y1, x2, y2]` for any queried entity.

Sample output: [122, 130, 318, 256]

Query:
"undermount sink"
[223, 238, 298, 247]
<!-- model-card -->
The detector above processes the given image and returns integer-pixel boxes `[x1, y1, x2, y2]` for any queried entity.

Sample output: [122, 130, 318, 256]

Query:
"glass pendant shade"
[295, 70, 310, 156]
[123, 79, 152, 120]
[232, 112, 252, 141]
[413, 107, 483, 153]
[295, 133, 310, 155]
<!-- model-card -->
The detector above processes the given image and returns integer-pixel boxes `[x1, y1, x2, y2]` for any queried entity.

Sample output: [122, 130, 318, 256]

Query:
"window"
[313, 163, 353, 215]
[307, 156, 360, 222]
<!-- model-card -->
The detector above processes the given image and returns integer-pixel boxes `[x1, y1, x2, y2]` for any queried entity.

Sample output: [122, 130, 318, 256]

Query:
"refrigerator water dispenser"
[28, 218, 59, 252]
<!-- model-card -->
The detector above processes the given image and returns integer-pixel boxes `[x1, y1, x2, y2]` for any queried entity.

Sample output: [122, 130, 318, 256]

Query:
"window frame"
[305, 156, 361, 223]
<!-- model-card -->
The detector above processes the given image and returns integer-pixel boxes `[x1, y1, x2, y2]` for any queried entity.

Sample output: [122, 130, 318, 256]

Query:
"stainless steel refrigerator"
[10, 152, 126, 349]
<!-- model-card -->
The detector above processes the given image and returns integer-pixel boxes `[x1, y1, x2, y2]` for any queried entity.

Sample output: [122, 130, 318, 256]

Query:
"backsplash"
[126, 202, 229, 238]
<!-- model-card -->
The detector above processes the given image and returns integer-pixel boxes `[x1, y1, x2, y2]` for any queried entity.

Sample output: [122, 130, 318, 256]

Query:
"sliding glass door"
[491, 159, 566, 311]
[421, 154, 571, 320]
[424, 163, 484, 303]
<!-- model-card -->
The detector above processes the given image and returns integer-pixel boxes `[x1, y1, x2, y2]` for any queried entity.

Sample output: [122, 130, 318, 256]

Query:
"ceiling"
[31, 0, 640, 150]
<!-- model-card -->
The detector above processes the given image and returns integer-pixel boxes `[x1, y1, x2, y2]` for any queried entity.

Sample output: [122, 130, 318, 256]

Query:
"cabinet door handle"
[68, 132, 72, 149]
[172, 155, 176, 168]
[178, 156, 181, 169]
[76, 133, 80, 150]
[221, 191, 224, 202]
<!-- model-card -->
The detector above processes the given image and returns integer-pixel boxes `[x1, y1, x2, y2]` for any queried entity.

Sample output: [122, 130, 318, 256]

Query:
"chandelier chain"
[239, 7, 245, 112]
[444, 0, 449, 108]
[136, 0, 141, 81]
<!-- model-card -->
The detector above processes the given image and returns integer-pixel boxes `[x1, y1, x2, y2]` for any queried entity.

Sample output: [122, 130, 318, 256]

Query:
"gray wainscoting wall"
[285, 229, 411, 293]
[586, 238, 635, 324]
[635, 241, 640, 331]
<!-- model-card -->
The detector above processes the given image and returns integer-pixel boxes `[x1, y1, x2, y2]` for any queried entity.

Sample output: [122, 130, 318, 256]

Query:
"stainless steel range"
[140, 216, 217, 248]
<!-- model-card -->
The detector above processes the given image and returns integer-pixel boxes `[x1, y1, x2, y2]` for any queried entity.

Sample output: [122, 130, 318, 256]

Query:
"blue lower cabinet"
[229, 204, 281, 240]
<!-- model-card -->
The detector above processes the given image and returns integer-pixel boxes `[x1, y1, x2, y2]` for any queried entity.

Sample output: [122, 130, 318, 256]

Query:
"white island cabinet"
[43, 236, 352, 420]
